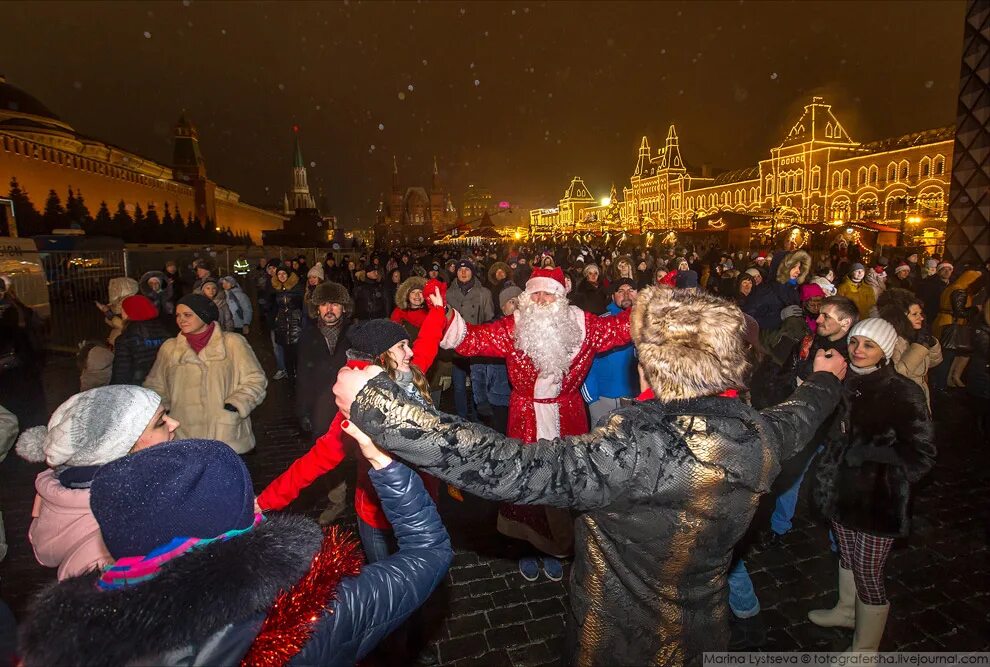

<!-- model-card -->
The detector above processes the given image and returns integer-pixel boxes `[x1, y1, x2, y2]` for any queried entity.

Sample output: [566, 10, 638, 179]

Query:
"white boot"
[808, 566, 856, 629]
[846, 598, 890, 653]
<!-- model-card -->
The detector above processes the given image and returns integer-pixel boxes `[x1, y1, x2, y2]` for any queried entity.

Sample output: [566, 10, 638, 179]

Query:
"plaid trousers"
[831, 520, 895, 605]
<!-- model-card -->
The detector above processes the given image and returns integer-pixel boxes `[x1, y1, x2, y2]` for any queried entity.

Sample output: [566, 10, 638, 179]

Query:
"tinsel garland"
[241, 526, 364, 667]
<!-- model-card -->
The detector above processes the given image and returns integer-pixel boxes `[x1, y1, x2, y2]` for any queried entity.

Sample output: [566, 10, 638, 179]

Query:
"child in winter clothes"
[15, 385, 179, 580]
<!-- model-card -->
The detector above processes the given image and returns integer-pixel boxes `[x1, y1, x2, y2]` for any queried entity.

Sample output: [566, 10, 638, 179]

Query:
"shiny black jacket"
[274, 287, 304, 346]
[18, 462, 452, 667]
[814, 364, 937, 538]
[350, 372, 843, 666]
[110, 320, 172, 386]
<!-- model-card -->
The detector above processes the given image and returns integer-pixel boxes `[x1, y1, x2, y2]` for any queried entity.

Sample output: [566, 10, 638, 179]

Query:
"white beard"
[514, 295, 582, 384]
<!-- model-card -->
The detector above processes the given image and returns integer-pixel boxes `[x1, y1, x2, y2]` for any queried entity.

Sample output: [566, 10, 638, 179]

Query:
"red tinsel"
[241, 526, 364, 667]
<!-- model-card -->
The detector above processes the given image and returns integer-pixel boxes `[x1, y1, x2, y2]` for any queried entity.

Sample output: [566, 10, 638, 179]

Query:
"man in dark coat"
[334, 286, 847, 666]
[352, 265, 390, 321]
[297, 281, 353, 436]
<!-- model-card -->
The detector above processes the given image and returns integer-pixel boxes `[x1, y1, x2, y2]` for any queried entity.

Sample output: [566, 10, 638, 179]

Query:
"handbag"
[940, 323, 974, 354]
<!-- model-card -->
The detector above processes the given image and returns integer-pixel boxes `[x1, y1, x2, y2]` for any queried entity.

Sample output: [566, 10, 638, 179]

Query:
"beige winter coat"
[891, 336, 942, 410]
[144, 326, 267, 453]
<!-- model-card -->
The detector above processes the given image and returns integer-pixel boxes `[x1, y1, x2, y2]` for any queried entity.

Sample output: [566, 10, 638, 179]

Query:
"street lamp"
[898, 195, 917, 247]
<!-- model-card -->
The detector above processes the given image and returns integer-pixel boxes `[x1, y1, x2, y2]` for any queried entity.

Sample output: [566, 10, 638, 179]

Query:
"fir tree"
[112, 200, 134, 239]
[42, 189, 68, 233]
[187, 214, 205, 242]
[93, 201, 113, 236]
[6, 177, 43, 236]
[161, 202, 177, 243]
[131, 204, 147, 243]
[66, 187, 93, 230]
[172, 205, 188, 242]
[144, 203, 162, 242]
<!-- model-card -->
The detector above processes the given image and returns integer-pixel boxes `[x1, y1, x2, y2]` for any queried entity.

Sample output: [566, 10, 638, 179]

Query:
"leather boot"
[847, 599, 890, 653]
[808, 566, 856, 629]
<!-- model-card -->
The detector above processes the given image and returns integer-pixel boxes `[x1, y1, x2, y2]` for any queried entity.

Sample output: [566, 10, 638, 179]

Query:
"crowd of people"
[0, 238, 987, 665]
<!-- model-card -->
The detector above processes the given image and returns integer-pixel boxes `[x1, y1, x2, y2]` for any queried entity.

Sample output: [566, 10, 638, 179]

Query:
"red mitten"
[424, 279, 447, 310]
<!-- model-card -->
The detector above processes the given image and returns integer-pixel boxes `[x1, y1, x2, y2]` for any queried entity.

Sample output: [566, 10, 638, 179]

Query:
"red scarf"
[183, 322, 216, 355]
[636, 387, 739, 401]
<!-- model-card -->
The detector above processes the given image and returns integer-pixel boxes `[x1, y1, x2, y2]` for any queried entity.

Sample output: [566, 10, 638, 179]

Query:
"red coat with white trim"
[443, 305, 632, 443]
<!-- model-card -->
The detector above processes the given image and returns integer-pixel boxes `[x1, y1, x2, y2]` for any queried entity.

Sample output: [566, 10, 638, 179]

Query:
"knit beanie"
[16, 386, 162, 467]
[848, 318, 898, 360]
[310, 280, 352, 311]
[745, 267, 762, 279]
[347, 319, 409, 358]
[455, 259, 476, 276]
[307, 264, 325, 281]
[848, 263, 866, 275]
[499, 285, 523, 311]
[91, 439, 255, 559]
[121, 294, 159, 322]
[177, 293, 219, 325]
[925, 259, 938, 271]
[611, 278, 637, 294]
[799, 283, 826, 302]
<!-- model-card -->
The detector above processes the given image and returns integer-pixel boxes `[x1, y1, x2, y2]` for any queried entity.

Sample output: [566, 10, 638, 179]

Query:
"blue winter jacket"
[17, 462, 453, 667]
[581, 302, 638, 403]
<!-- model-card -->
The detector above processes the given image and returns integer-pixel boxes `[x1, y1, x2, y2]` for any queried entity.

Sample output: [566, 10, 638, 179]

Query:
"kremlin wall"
[0, 76, 285, 243]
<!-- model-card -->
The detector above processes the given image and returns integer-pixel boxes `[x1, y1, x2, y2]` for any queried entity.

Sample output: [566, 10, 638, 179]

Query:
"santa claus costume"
[440, 266, 631, 558]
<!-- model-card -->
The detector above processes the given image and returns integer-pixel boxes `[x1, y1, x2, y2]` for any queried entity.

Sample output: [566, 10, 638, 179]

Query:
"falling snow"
[398, 92, 406, 100]
[474, 79, 480, 86]
[924, 80, 934, 88]
[143, 31, 152, 39]
[310, 161, 316, 167]
[770, 72, 778, 80]
[378, 123, 385, 130]
[407, 84, 414, 91]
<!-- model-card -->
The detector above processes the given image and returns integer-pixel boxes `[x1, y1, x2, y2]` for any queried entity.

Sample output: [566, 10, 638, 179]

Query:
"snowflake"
[407, 84, 414, 91]
[278, 83, 285, 90]
[398, 92, 406, 100]
[924, 80, 934, 88]
[143, 31, 152, 38]
[474, 79, 480, 86]
[221, 28, 227, 35]
[770, 72, 778, 80]
[460, 7, 466, 14]
[422, 59, 428, 66]
[182, 0, 190, 5]
[73, 81, 83, 90]
[470, 62, 475, 68]
[316, 104, 321, 110]
[378, 123, 385, 130]
[310, 161, 317, 167]
[511, 8, 516, 14]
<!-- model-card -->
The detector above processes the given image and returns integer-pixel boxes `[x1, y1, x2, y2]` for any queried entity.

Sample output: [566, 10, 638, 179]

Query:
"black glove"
[914, 330, 936, 348]
[223, 403, 238, 413]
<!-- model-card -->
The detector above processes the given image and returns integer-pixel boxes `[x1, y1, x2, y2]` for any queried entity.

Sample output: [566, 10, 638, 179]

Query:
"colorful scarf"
[98, 513, 264, 590]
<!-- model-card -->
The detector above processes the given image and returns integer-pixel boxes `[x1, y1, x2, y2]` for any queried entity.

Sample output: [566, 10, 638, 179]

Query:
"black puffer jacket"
[350, 371, 843, 665]
[814, 364, 936, 538]
[273, 279, 305, 346]
[18, 462, 452, 667]
[353, 279, 390, 321]
[110, 320, 172, 385]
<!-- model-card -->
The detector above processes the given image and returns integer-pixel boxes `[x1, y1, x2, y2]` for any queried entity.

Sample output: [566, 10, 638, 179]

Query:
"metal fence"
[39, 245, 357, 351]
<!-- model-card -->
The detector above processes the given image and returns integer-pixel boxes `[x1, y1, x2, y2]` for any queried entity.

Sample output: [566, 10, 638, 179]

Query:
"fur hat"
[309, 281, 352, 311]
[91, 439, 255, 559]
[631, 286, 749, 400]
[775, 250, 811, 285]
[848, 318, 898, 360]
[16, 386, 162, 467]
[526, 267, 567, 297]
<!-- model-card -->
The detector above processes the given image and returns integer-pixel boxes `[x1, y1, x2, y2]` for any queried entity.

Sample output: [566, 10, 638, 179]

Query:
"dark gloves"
[223, 403, 238, 413]
[914, 329, 937, 348]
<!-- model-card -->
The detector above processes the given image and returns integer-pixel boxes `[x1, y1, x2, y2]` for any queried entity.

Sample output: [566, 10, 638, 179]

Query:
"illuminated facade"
[375, 156, 457, 244]
[462, 184, 494, 220]
[0, 77, 286, 243]
[530, 97, 953, 247]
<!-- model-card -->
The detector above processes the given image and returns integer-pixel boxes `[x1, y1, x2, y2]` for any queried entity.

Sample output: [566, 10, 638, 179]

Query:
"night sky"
[0, 1, 967, 227]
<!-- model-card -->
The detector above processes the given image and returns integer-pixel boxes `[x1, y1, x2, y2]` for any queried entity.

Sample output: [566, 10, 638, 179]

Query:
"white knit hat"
[307, 264, 325, 280]
[848, 318, 898, 360]
[16, 386, 162, 467]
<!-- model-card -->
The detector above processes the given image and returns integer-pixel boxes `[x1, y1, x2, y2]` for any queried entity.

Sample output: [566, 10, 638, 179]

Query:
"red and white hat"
[525, 267, 567, 297]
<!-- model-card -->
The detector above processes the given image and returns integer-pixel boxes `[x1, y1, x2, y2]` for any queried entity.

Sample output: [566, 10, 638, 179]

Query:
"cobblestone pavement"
[1, 348, 988, 666]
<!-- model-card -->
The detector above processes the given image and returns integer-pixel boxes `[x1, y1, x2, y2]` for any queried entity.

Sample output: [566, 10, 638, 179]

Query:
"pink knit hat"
[799, 283, 826, 302]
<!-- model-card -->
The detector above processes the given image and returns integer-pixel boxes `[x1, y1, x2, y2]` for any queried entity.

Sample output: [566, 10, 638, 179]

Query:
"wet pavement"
[1, 342, 988, 665]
